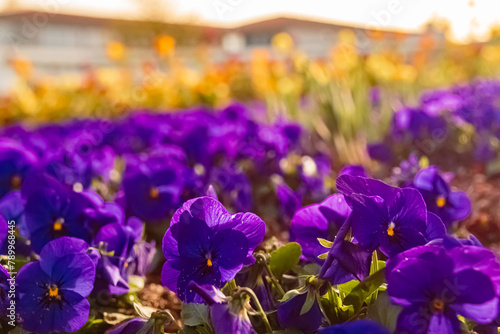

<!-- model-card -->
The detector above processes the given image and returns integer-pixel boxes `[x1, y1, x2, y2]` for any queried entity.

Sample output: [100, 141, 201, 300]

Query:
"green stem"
[226, 279, 238, 294]
[255, 253, 286, 298]
[371, 251, 379, 300]
[239, 287, 273, 333]
[316, 293, 332, 326]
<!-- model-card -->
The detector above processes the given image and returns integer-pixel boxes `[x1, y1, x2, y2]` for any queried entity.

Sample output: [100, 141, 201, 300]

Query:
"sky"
[9, 0, 500, 42]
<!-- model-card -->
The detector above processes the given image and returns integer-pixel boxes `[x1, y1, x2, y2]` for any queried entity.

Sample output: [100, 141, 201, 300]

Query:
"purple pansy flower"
[413, 166, 471, 226]
[210, 164, 253, 212]
[90, 217, 147, 294]
[319, 319, 390, 334]
[161, 197, 265, 303]
[337, 175, 446, 257]
[0, 139, 39, 198]
[17, 237, 96, 333]
[93, 217, 143, 260]
[290, 194, 351, 262]
[387, 244, 500, 333]
[21, 173, 110, 252]
[122, 154, 183, 221]
[274, 178, 302, 221]
[318, 216, 372, 285]
[89, 248, 129, 296]
[190, 282, 255, 334]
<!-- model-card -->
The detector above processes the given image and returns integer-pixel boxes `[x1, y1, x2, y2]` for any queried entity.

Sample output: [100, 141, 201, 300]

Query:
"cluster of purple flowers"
[0, 100, 498, 334]
[368, 80, 500, 167]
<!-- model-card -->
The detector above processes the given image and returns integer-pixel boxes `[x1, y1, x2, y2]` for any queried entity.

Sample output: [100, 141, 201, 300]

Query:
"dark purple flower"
[190, 282, 255, 334]
[161, 197, 265, 303]
[413, 166, 471, 225]
[93, 217, 143, 260]
[337, 175, 446, 257]
[89, 248, 129, 296]
[0, 191, 27, 238]
[22, 173, 104, 253]
[0, 139, 39, 198]
[43, 137, 93, 188]
[319, 319, 390, 333]
[387, 244, 500, 333]
[318, 217, 372, 285]
[274, 178, 302, 221]
[17, 237, 96, 333]
[367, 142, 394, 164]
[128, 240, 157, 277]
[389, 153, 421, 187]
[290, 194, 351, 262]
[210, 164, 253, 212]
[277, 288, 323, 333]
[122, 154, 183, 221]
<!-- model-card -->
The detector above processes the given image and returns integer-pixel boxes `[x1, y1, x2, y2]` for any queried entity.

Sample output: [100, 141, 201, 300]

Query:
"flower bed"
[1, 83, 500, 333]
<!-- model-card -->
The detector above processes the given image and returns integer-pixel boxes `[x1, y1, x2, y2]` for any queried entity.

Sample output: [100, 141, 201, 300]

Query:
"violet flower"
[290, 194, 351, 262]
[387, 244, 500, 333]
[161, 197, 265, 302]
[190, 282, 255, 334]
[21, 173, 113, 252]
[17, 237, 96, 333]
[121, 154, 183, 221]
[337, 175, 446, 257]
[413, 166, 471, 226]
[0, 139, 39, 198]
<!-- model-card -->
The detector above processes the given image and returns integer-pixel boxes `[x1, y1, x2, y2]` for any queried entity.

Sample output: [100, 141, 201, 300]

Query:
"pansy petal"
[346, 194, 387, 251]
[388, 188, 427, 232]
[337, 175, 399, 204]
[425, 212, 447, 240]
[446, 191, 471, 222]
[212, 229, 249, 270]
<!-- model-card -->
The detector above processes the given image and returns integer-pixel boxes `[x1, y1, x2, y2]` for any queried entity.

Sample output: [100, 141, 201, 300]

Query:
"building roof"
[0, 10, 427, 36]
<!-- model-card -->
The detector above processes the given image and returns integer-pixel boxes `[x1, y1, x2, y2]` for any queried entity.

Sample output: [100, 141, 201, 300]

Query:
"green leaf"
[317, 238, 333, 248]
[300, 291, 316, 315]
[317, 252, 328, 260]
[343, 268, 386, 311]
[281, 289, 302, 303]
[269, 242, 302, 278]
[181, 303, 210, 327]
[337, 280, 358, 298]
[366, 292, 402, 332]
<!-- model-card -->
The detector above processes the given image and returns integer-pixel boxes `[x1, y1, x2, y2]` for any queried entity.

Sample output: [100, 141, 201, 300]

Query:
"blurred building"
[0, 10, 446, 92]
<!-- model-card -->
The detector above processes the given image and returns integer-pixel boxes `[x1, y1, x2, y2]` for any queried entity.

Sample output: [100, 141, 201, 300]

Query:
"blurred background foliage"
[3, 27, 500, 166]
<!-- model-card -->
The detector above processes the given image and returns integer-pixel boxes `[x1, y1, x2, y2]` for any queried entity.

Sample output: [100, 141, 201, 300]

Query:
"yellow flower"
[272, 33, 293, 54]
[155, 35, 176, 56]
[107, 41, 125, 61]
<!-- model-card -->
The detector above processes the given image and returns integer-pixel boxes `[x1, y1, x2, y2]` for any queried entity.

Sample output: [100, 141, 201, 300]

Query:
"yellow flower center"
[432, 299, 444, 312]
[149, 187, 160, 199]
[207, 258, 213, 267]
[53, 218, 64, 231]
[387, 222, 395, 236]
[49, 285, 59, 297]
[10, 175, 22, 190]
[436, 196, 446, 208]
